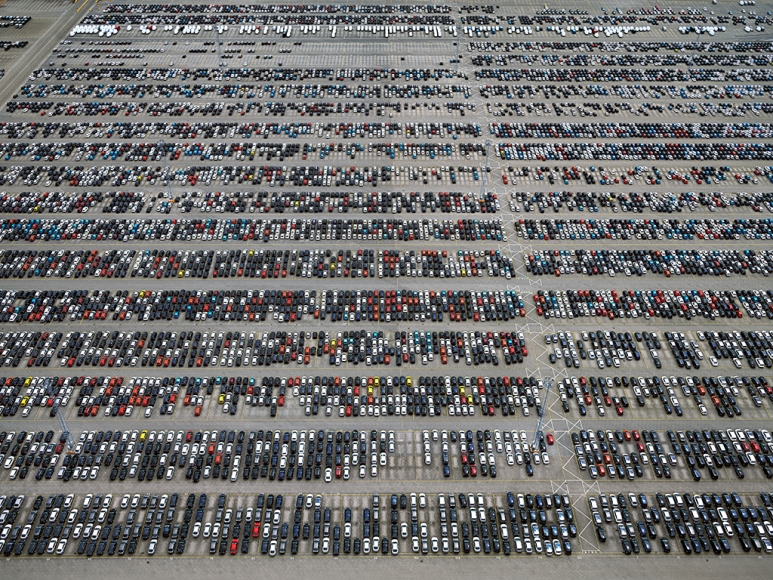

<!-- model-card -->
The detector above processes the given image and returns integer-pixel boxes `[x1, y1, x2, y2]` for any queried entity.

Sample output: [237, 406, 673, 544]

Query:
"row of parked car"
[0, 217, 506, 243]
[0, 426, 555, 484]
[0, 489, 577, 558]
[591, 491, 773, 555]
[573, 427, 773, 482]
[558, 373, 772, 419]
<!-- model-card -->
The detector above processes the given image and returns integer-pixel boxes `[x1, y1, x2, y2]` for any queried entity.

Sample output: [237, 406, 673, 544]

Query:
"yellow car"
[140, 430, 148, 442]
[20, 396, 29, 407]
[406, 377, 412, 387]
[218, 393, 226, 404]
[374, 377, 380, 387]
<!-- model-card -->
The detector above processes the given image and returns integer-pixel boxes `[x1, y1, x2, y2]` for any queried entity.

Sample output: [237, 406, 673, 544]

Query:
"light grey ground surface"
[1, 0, 773, 578]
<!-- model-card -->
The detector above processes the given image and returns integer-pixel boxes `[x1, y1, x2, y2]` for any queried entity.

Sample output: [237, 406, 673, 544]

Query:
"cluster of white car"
[69, 25, 119, 37]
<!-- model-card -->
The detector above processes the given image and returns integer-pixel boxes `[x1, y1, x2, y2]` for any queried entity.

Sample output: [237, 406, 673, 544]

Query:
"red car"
[230, 538, 239, 555]
[546, 433, 554, 445]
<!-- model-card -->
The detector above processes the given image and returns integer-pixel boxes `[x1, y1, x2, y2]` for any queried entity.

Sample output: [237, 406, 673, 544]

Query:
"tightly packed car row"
[573, 427, 773, 482]
[4, 125, 773, 163]
[7, 98, 476, 118]
[0, 121, 479, 140]
[4, 287, 773, 325]
[507, 163, 769, 189]
[0, 489, 577, 558]
[18, 83, 773, 114]
[0, 288, 527, 324]
[525, 248, 773, 277]
[1, 372, 549, 420]
[557, 373, 772, 419]
[1, 2, 772, 570]
[547, 327, 773, 371]
[72, 5, 755, 30]
[5, 188, 773, 219]
[473, 50, 773, 69]
[512, 187, 773, 213]
[0, 190, 504, 216]
[477, 76, 770, 98]
[0, 132, 474, 160]
[19, 81, 476, 103]
[591, 491, 773, 555]
[0, 217, 507, 243]
[469, 39, 773, 55]
[95, 3, 453, 15]
[476, 65, 773, 83]
[0, 326, 529, 370]
[0, 248, 514, 280]
[5, 187, 773, 217]
[517, 217, 773, 241]
[545, 328, 661, 371]
[0, 427, 552, 483]
[5, 365, 771, 423]
[534, 288, 755, 321]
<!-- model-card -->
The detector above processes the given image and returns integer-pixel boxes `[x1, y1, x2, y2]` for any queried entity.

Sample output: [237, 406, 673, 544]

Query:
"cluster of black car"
[590, 490, 773, 555]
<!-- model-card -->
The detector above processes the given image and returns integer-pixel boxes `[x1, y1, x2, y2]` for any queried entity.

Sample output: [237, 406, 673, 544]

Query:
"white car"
[56, 538, 67, 555]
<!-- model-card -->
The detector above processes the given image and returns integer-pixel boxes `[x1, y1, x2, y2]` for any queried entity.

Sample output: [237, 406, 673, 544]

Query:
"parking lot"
[1, 0, 773, 577]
